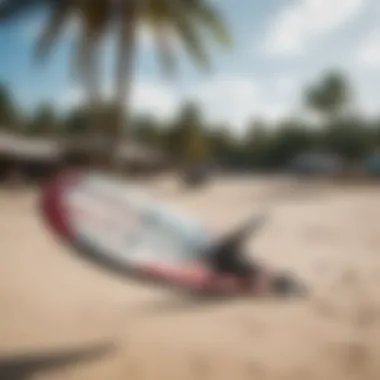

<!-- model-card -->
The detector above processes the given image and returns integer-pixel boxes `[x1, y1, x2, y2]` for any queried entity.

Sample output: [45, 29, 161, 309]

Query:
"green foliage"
[322, 117, 373, 161]
[133, 114, 163, 146]
[267, 119, 317, 168]
[0, 66, 378, 171]
[64, 105, 90, 136]
[144, 0, 232, 76]
[305, 70, 351, 121]
[165, 101, 205, 162]
[27, 103, 60, 136]
[0, 0, 232, 151]
[3, 3, 376, 173]
[243, 120, 273, 169]
[0, 83, 17, 129]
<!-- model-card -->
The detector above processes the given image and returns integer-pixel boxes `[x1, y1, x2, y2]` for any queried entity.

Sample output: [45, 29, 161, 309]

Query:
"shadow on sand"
[0, 341, 117, 380]
[133, 293, 242, 316]
[129, 290, 306, 319]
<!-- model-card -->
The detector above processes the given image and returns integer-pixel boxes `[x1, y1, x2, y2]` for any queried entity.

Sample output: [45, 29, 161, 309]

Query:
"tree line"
[0, 0, 232, 163]
[1, 2, 378, 171]
[1, 70, 380, 170]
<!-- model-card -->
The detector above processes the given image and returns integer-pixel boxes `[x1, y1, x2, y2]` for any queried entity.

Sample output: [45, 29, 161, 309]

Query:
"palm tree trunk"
[73, 35, 102, 169]
[87, 49, 103, 168]
[113, 4, 139, 171]
[85, 39, 108, 169]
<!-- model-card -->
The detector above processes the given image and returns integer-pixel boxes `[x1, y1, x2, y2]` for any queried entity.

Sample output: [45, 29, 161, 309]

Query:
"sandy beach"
[1, 175, 380, 380]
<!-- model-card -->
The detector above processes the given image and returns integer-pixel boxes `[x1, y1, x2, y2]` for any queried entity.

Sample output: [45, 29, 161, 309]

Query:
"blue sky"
[1, 0, 380, 133]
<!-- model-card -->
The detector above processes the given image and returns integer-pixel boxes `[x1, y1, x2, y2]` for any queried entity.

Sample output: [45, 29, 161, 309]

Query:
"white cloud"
[357, 28, 380, 68]
[273, 75, 298, 96]
[131, 80, 178, 119]
[59, 87, 84, 109]
[59, 75, 293, 130]
[59, 80, 178, 120]
[187, 75, 290, 130]
[137, 25, 152, 46]
[264, 0, 367, 56]
[189, 76, 259, 128]
[259, 103, 290, 121]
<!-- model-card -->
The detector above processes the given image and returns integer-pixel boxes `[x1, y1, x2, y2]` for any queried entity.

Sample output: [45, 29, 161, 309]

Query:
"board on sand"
[40, 171, 224, 292]
[40, 171, 308, 297]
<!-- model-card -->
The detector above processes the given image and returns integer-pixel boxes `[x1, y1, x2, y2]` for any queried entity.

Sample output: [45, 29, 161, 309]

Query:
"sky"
[1, 0, 380, 133]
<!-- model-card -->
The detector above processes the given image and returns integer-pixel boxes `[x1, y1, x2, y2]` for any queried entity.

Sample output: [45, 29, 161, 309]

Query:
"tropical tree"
[0, 0, 232, 168]
[133, 114, 163, 146]
[0, 0, 111, 159]
[374, 119, 380, 150]
[243, 119, 272, 169]
[111, 0, 231, 169]
[0, 1, 110, 104]
[0, 83, 18, 130]
[27, 103, 60, 136]
[323, 116, 373, 161]
[206, 124, 239, 168]
[305, 71, 351, 124]
[168, 101, 210, 164]
[63, 105, 90, 136]
[269, 118, 317, 168]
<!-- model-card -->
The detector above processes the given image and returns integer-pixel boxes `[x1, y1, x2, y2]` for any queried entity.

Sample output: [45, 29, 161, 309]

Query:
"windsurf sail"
[202, 213, 268, 267]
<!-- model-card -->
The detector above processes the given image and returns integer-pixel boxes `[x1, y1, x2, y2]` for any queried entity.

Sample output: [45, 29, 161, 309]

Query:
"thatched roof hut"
[0, 132, 64, 183]
[0, 132, 63, 161]
[62, 134, 167, 172]
[116, 141, 167, 174]
[0, 132, 168, 182]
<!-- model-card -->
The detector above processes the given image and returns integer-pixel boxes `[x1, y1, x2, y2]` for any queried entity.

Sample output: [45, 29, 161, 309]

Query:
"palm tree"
[0, 1, 109, 97]
[170, 101, 209, 165]
[0, 0, 232, 167]
[110, 0, 231, 168]
[0, 83, 18, 130]
[0, 0, 110, 155]
[27, 102, 60, 136]
[305, 71, 351, 124]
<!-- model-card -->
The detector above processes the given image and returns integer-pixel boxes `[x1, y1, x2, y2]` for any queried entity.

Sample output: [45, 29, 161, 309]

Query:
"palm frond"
[172, 13, 210, 72]
[153, 22, 178, 77]
[156, 0, 211, 72]
[34, 1, 72, 61]
[79, 0, 110, 39]
[0, 0, 46, 21]
[71, 24, 89, 83]
[187, 0, 232, 48]
[71, 0, 110, 83]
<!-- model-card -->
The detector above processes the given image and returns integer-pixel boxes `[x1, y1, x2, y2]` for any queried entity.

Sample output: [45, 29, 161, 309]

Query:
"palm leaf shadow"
[0, 341, 117, 380]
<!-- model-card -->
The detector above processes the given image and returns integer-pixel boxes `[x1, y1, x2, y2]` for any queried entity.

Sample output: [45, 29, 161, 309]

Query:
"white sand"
[1, 175, 380, 380]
